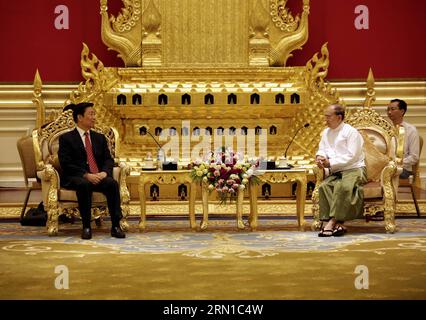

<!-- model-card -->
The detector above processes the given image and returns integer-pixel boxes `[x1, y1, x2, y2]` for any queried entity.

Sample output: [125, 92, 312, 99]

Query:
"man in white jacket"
[315, 105, 367, 237]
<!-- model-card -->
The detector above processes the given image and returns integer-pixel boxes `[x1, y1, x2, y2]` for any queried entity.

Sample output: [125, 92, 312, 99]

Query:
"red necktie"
[84, 132, 99, 173]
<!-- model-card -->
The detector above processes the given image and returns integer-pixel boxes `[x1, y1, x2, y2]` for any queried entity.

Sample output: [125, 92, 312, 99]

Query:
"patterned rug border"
[1, 219, 426, 259]
[0, 201, 423, 218]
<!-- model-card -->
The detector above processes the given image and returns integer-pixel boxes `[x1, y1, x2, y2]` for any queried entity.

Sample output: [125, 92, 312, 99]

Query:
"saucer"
[142, 167, 157, 171]
[275, 165, 293, 170]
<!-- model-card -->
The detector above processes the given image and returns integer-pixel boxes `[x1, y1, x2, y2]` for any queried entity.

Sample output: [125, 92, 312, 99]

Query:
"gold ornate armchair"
[311, 107, 403, 233]
[32, 110, 131, 236]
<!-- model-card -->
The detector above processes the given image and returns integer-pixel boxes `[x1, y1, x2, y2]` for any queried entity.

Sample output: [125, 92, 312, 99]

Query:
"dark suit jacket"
[58, 128, 114, 187]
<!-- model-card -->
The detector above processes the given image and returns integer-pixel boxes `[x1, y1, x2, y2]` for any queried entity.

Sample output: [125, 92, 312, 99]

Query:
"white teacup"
[278, 157, 288, 167]
[144, 160, 154, 168]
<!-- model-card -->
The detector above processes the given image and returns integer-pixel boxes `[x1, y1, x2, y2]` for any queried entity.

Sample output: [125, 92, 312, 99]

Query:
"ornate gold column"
[249, 0, 271, 67]
[141, 0, 162, 67]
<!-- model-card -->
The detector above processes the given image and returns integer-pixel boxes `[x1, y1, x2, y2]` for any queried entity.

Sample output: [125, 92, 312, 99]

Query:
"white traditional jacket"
[316, 122, 365, 173]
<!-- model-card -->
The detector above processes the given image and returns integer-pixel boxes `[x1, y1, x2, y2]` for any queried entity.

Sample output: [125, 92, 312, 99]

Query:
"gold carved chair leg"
[236, 189, 245, 230]
[311, 166, 323, 231]
[138, 182, 147, 231]
[248, 182, 258, 231]
[382, 163, 397, 233]
[119, 164, 131, 231]
[200, 182, 209, 230]
[295, 176, 307, 230]
[21, 188, 33, 219]
[41, 165, 60, 236]
[189, 182, 197, 229]
[411, 185, 421, 217]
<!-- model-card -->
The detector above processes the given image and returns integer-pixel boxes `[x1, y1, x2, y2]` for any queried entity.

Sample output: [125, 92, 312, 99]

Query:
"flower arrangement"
[190, 149, 259, 204]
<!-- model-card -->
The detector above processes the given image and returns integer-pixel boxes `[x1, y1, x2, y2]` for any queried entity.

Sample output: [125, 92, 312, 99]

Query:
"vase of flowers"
[190, 149, 259, 204]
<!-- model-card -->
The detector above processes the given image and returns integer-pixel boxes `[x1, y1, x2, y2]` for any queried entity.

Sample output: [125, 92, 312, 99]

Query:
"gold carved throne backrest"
[32, 110, 120, 172]
[346, 107, 401, 184]
[346, 107, 397, 158]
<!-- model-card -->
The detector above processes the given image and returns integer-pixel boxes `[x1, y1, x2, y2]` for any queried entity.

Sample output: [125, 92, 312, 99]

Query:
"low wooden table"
[138, 170, 197, 231]
[248, 169, 308, 230]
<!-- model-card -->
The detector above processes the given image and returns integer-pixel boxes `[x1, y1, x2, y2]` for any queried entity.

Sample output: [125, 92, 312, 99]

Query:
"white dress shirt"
[401, 121, 420, 172]
[76, 126, 91, 148]
[316, 122, 365, 173]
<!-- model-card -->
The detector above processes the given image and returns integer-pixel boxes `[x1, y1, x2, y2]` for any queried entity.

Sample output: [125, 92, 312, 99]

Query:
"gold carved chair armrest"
[37, 164, 61, 202]
[379, 161, 398, 199]
[117, 162, 131, 231]
[114, 163, 131, 201]
[395, 125, 405, 166]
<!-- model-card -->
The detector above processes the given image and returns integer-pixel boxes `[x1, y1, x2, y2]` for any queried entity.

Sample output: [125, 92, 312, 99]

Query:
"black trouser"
[64, 176, 122, 228]
[399, 169, 413, 179]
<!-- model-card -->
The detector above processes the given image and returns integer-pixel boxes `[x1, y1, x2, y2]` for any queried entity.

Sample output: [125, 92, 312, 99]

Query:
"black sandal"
[332, 225, 347, 237]
[318, 228, 334, 237]
[319, 218, 331, 230]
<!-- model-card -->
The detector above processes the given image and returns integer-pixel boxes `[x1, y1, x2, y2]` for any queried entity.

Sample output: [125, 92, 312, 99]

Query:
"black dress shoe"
[81, 227, 92, 240]
[111, 226, 125, 238]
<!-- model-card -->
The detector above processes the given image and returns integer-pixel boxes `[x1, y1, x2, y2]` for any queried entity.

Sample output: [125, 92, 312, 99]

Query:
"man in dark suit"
[58, 102, 125, 239]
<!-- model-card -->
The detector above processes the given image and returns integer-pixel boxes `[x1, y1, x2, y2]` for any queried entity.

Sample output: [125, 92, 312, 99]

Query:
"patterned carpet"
[1, 218, 426, 299]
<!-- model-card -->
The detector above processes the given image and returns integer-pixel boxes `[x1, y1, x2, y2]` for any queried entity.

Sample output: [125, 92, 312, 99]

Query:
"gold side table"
[138, 170, 197, 231]
[249, 169, 308, 230]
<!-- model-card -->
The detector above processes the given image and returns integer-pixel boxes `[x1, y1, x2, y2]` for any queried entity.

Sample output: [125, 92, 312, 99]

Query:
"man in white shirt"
[315, 105, 367, 237]
[387, 99, 420, 179]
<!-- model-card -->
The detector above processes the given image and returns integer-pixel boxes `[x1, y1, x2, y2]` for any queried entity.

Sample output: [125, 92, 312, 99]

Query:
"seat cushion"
[59, 189, 107, 202]
[363, 181, 383, 198]
[360, 131, 390, 182]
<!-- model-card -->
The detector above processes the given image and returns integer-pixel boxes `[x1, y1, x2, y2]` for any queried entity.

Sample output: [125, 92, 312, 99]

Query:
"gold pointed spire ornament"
[363, 68, 376, 109]
[33, 69, 45, 128]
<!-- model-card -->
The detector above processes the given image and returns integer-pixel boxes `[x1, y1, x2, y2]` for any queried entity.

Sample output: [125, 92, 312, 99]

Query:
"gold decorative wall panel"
[162, 0, 249, 67]
[101, 0, 309, 67]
